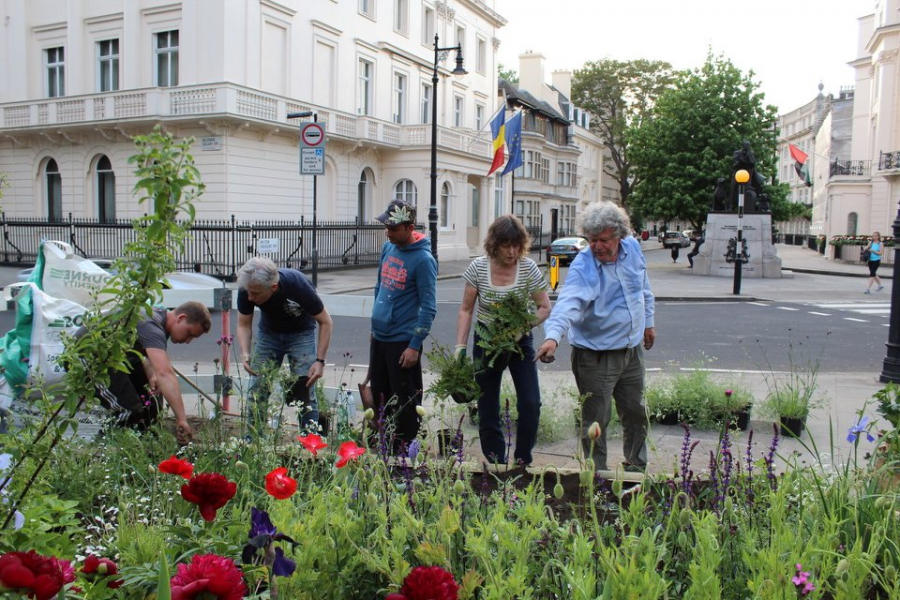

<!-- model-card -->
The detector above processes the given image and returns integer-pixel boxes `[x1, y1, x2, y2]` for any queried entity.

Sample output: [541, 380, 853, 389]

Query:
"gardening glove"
[454, 345, 467, 359]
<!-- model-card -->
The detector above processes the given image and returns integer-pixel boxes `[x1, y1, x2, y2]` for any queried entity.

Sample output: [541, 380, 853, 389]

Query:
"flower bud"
[677, 531, 688, 547]
[885, 565, 897, 581]
[725, 389, 733, 397]
[579, 470, 592, 486]
[679, 508, 693, 527]
[440, 506, 459, 534]
[835, 559, 849, 575]
[367, 492, 378, 505]
[611, 479, 623, 498]
[588, 422, 602, 441]
[364, 408, 375, 421]
[875, 496, 888, 510]
[453, 479, 466, 494]
[553, 483, 564, 499]
[235, 461, 249, 471]
[415, 406, 427, 417]
[334, 486, 342, 495]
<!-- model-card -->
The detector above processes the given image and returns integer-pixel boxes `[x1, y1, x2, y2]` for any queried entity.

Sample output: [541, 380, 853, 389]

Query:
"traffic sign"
[299, 123, 326, 175]
[300, 123, 325, 147]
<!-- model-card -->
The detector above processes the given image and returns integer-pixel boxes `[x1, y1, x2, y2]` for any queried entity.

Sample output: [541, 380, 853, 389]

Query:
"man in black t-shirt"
[236, 257, 333, 433]
[91, 301, 211, 444]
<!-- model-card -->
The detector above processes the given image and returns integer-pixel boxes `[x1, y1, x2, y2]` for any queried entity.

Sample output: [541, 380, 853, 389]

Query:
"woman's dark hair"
[483, 214, 532, 259]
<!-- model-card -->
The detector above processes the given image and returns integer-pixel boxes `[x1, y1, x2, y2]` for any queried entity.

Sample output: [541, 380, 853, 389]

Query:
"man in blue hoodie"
[369, 199, 438, 450]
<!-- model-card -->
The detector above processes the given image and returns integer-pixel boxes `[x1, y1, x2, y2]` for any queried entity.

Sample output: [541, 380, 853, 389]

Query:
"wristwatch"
[315, 358, 326, 364]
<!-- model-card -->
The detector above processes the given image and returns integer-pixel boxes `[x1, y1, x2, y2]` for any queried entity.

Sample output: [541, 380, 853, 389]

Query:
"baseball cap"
[376, 199, 416, 225]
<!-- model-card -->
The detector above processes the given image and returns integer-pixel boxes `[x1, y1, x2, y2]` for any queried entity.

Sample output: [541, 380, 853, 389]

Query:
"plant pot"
[780, 416, 805, 437]
[436, 428, 460, 457]
[451, 392, 473, 405]
[728, 408, 751, 431]
[318, 414, 331, 436]
[656, 411, 680, 426]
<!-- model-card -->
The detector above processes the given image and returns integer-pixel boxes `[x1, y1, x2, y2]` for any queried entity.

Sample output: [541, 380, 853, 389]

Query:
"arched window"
[393, 179, 417, 206]
[847, 212, 858, 236]
[357, 170, 368, 222]
[45, 159, 62, 222]
[96, 155, 116, 222]
[440, 182, 451, 227]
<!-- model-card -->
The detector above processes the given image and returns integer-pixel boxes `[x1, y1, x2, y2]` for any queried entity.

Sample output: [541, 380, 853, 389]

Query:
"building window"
[45, 159, 62, 222]
[455, 24, 465, 56]
[96, 155, 116, 222]
[541, 158, 550, 183]
[155, 30, 179, 87]
[359, 0, 375, 18]
[494, 175, 505, 219]
[475, 103, 484, 131]
[421, 83, 432, 124]
[470, 185, 480, 227]
[453, 94, 464, 128]
[392, 72, 407, 124]
[394, 179, 417, 206]
[97, 39, 119, 92]
[358, 58, 373, 115]
[422, 5, 435, 46]
[440, 182, 451, 227]
[525, 151, 543, 179]
[524, 199, 539, 228]
[394, 0, 408, 34]
[45, 47, 65, 98]
[476, 37, 486, 74]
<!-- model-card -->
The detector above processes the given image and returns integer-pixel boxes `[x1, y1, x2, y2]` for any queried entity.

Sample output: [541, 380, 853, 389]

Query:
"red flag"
[789, 144, 808, 164]
[789, 144, 812, 186]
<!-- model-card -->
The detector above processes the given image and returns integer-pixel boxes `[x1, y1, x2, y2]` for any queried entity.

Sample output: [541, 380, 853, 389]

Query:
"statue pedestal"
[693, 212, 782, 278]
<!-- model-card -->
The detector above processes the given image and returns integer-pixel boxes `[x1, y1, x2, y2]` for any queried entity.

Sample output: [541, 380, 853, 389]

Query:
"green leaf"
[156, 550, 172, 600]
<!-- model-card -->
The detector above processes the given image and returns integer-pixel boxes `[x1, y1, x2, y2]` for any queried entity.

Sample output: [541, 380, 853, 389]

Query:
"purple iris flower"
[407, 439, 420, 464]
[242, 507, 297, 577]
[847, 415, 876, 443]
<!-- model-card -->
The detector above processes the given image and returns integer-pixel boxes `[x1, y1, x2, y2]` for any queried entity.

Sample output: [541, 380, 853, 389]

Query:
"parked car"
[548, 237, 588, 266]
[662, 231, 691, 249]
[16, 258, 223, 290]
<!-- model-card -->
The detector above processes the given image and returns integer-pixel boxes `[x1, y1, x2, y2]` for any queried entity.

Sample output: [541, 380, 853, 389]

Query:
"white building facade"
[0, 0, 508, 261]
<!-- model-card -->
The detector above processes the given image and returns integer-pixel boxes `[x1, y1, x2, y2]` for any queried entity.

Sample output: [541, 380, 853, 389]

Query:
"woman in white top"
[864, 231, 885, 294]
[455, 215, 551, 466]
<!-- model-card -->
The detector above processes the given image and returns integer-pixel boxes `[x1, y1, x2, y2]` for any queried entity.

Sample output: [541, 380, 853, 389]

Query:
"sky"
[492, 0, 870, 112]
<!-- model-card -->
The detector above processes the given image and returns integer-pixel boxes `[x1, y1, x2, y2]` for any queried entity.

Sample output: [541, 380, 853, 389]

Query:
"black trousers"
[94, 364, 162, 430]
[369, 338, 423, 450]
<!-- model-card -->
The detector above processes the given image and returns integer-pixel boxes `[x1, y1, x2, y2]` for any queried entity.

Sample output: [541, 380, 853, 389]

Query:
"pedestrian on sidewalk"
[236, 257, 333, 434]
[368, 199, 437, 452]
[455, 215, 551, 466]
[687, 231, 705, 268]
[536, 201, 656, 472]
[864, 231, 885, 294]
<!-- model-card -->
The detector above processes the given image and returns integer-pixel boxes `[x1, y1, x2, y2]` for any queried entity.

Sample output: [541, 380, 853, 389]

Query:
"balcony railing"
[878, 151, 900, 171]
[0, 83, 490, 158]
[829, 159, 871, 178]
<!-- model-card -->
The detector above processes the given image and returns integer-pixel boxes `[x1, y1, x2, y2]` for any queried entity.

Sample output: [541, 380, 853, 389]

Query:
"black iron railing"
[0, 213, 392, 281]
[830, 159, 871, 178]
[879, 151, 900, 171]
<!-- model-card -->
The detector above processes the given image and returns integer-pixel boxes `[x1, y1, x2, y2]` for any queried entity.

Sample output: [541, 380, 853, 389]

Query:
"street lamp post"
[287, 110, 319, 287]
[733, 169, 750, 295]
[881, 200, 900, 382]
[429, 33, 467, 265]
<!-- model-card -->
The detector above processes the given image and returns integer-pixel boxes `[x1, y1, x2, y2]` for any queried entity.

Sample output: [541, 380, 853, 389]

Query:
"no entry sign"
[299, 122, 326, 175]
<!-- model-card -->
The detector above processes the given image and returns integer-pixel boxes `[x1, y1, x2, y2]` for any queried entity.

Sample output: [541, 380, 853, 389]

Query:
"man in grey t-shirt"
[92, 301, 211, 444]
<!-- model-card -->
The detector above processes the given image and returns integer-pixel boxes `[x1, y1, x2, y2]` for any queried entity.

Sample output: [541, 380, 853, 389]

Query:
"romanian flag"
[486, 109, 506, 176]
[789, 144, 812, 187]
[500, 111, 523, 176]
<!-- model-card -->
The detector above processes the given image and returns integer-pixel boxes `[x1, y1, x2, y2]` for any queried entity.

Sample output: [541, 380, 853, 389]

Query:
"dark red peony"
[81, 555, 123, 589]
[159, 456, 195, 479]
[180, 473, 237, 521]
[264, 467, 297, 500]
[170, 554, 248, 600]
[0, 551, 75, 600]
[387, 566, 459, 600]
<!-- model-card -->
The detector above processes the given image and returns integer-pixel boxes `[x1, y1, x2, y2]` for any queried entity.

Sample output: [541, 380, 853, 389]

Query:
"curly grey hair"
[236, 256, 280, 289]
[577, 201, 632, 239]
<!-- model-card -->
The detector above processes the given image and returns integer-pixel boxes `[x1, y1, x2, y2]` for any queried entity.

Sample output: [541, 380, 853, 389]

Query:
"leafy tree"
[498, 62, 518, 85]
[629, 53, 799, 229]
[571, 59, 676, 211]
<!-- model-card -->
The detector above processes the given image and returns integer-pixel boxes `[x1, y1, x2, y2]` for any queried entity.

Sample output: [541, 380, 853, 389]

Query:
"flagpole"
[510, 171, 516, 215]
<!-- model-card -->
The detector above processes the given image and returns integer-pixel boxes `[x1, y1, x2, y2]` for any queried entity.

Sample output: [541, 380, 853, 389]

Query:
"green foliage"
[474, 289, 538, 368]
[497, 62, 518, 85]
[426, 343, 481, 403]
[572, 59, 676, 207]
[757, 334, 823, 421]
[629, 52, 789, 228]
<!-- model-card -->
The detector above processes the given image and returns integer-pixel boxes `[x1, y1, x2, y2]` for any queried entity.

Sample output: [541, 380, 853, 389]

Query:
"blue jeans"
[247, 328, 318, 432]
[472, 331, 541, 465]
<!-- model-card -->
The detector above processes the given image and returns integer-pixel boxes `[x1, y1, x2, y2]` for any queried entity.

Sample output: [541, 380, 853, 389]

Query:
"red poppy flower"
[297, 433, 328, 457]
[264, 467, 298, 500]
[335, 441, 367, 468]
[180, 473, 237, 521]
[159, 456, 195, 479]
[170, 554, 248, 600]
[81, 555, 123, 589]
[397, 566, 459, 600]
[0, 551, 75, 600]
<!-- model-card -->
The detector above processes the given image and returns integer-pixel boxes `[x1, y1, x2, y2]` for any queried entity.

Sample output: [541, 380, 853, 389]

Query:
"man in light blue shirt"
[536, 201, 655, 471]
